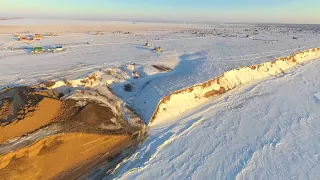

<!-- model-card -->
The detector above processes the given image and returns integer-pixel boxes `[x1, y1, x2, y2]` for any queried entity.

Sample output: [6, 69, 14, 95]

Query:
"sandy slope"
[0, 94, 62, 143]
[0, 133, 132, 180]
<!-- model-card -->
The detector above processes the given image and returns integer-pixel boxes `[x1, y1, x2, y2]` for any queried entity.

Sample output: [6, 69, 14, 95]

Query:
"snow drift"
[150, 48, 320, 125]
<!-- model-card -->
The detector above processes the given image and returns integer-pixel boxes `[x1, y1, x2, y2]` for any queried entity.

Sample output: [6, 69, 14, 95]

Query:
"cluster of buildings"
[31, 45, 64, 54]
[15, 33, 57, 42]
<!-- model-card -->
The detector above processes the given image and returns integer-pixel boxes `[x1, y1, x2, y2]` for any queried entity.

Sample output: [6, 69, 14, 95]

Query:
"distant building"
[154, 47, 163, 53]
[19, 37, 27, 41]
[34, 34, 42, 40]
[32, 47, 44, 54]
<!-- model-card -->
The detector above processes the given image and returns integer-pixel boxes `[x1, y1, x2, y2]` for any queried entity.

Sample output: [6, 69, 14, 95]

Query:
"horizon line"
[1, 17, 320, 25]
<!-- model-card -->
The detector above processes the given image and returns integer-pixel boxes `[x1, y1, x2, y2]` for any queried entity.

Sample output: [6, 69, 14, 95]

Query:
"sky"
[1, 0, 320, 23]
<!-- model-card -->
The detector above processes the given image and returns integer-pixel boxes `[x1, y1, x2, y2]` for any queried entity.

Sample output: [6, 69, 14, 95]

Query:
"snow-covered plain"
[1, 19, 320, 179]
[110, 57, 320, 180]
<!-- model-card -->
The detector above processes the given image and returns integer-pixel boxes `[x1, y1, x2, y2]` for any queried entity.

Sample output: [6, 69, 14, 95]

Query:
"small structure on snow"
[31, 47, 44, 54]
[54, 45, 63, 52]
[154, 47, 163, 53]
[47, 45, 64, 53]
[34, 34, 42, 40]
[19, 36, 28, 41]
[95, 31, 104, 35]
[47, 32, 57, 36]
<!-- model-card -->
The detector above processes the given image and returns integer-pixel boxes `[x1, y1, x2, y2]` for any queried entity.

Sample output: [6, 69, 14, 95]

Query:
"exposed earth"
[0, 86, 146, 180]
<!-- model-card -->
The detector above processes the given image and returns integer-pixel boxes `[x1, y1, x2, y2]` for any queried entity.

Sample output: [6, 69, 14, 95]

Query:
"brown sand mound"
[77, 104, 115, 125]
[0, 133, 132, 180]
[0, 97, 62, 143]
[0, 87, 58, 124]
[56, 100, 135, 135]
[64, 103, 116, 127]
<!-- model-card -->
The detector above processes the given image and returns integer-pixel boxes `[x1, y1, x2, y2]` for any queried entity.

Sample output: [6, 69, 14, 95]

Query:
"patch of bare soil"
[42, 80, 56, 88]
[0, 87, 62, 143]
[58, 101, 129, 135]
[0, 99, 14, 122]
[0, 87, 42, 124]
[0, 133, 133, 180]
[54, 98, 142, 136]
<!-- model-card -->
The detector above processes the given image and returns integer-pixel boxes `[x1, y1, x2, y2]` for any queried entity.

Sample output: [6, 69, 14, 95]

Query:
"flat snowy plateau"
[1, 19, 320, 179]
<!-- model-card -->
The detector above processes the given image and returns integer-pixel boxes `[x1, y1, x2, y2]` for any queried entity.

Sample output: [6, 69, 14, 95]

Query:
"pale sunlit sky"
[1, 0, 319, 23]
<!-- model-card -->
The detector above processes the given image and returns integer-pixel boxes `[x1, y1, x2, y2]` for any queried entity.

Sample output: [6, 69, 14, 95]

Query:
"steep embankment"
[150, 48, 320, 125]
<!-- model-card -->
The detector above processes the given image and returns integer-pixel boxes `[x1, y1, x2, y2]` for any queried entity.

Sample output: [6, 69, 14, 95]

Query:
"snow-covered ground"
[1, 19, 320, 179]
[110, 58, 320, 180]
[1, 20, 320, 122]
